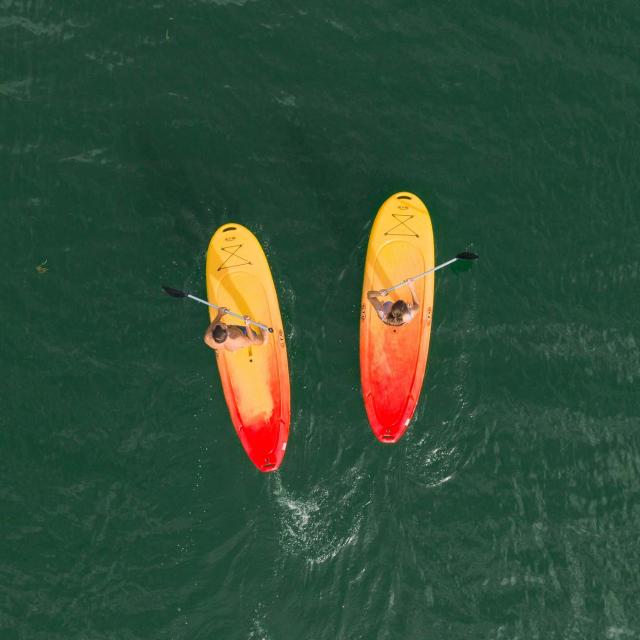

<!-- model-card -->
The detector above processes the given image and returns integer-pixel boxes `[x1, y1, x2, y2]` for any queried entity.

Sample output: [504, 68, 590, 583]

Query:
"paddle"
[380, 252, 479, 295]
[162, 286, 274, 333]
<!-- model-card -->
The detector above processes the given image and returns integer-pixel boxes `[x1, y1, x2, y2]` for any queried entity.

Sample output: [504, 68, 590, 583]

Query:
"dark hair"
[212, 325, 228, 343]
[389, 300, 408, 319]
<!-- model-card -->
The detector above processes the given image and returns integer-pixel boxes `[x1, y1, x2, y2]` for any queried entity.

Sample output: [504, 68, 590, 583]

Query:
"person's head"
[386, 300, 409, 326]
[212, 324, 228, 343]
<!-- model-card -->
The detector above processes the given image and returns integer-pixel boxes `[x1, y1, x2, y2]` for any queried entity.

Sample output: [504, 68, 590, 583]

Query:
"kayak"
[206, 223, 290, 471]
[359, 192, 435, 442]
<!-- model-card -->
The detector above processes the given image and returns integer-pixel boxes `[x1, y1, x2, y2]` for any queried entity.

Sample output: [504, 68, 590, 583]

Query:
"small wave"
[247, 602, 272, 640]
[0, 78, 32, 99]
[59, 148, 109, 164]
[0, 16, 63, 36]
[271, 470, 366, 565]
[195, 0, 255, 6]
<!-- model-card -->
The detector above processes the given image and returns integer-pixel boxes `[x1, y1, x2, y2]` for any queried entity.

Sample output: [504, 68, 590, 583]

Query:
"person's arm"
[203, 308, 228, 349]
[367, 290, 386, 316]
[367, 289, 388, 300]
[404, 280, 420, 322]
[244, 316, 266, 345]
[212, 307, 227, 324]
[407, 281, 419, 310]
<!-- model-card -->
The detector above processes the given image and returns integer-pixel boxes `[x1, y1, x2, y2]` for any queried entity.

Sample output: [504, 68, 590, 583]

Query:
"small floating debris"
[36, 259, 48, 274]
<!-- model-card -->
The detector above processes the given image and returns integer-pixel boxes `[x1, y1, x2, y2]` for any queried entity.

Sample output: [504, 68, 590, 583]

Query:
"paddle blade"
[162, 285, 187, 298]
[456, 252, 479, 261]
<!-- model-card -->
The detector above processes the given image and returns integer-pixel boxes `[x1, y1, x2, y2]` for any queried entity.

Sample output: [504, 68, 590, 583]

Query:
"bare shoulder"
[223, 328, 251, 351]
[367, 295, 384, 313]
[404, 307, 419, 324]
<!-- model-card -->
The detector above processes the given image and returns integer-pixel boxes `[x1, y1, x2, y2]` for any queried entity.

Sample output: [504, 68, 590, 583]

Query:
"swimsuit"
[377, 301, 394, 320]
[213, 323, 250, 339]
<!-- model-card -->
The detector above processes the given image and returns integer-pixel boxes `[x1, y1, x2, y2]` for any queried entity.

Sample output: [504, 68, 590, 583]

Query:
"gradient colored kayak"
[359, 192, 435, 442]
[206, 223, 290, 471]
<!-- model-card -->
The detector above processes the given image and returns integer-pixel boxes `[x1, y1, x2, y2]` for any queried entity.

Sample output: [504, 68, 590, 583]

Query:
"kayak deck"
[360, 193, 435, 442]
[206, 223, 290, 471]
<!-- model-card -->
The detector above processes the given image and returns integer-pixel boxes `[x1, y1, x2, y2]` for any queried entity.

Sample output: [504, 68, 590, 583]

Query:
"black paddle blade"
[162, 285, 187, 298]
[456, 252, 479, 261]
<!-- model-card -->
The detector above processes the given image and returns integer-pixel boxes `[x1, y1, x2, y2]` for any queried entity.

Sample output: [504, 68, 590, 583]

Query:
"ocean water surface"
[2, 1, 639, 638]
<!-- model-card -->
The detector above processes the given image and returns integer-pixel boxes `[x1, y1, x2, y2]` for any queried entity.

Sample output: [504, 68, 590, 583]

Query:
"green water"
[2, 1, 640, 638]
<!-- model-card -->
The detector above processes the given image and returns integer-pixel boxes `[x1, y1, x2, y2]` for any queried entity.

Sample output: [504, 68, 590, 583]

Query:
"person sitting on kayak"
[367, 279, 419, 326]
[204, 307, 266, 352]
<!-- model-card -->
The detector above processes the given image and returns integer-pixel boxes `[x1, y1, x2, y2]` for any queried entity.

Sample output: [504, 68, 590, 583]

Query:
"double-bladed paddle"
[380, 252, 478, 295]
[162, 286, 274, 333]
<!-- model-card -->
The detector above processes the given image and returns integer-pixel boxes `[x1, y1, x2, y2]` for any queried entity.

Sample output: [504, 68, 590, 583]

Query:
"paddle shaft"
[384, 256, 459, 294]
[186, 293, 272, 333]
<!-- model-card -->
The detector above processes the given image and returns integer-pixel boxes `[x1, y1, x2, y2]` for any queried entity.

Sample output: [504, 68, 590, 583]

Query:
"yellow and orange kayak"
[359, 192, 435, 442]
[206, 223, 290, 472]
